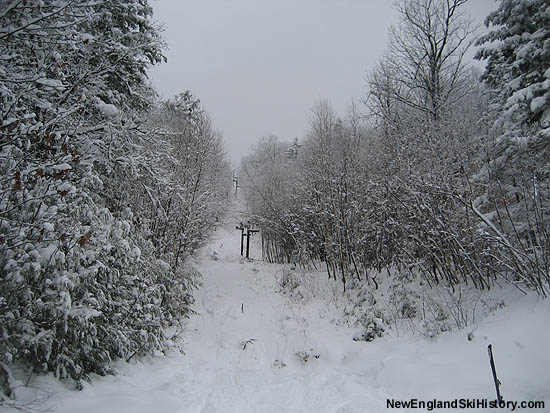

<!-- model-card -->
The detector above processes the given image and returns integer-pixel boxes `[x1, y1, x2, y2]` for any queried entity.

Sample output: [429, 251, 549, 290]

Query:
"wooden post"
[488, 344, 503, 402]
[246, 228, 251, 259]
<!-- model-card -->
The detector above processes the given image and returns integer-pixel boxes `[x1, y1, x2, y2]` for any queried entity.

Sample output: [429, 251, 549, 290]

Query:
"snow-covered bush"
[353, 309, 386, 342]
[421, 316, 452, 339]
[279, 267, 301, 293]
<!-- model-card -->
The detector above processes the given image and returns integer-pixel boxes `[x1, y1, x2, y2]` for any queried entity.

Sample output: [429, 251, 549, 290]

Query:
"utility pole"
[232, 173, 240, 197]
[236, 222, 246, 256]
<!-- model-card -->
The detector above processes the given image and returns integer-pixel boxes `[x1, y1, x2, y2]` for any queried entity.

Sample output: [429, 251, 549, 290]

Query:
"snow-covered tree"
[0, 1, 228, 398]
[148, 92, 231, 266]
[370, 0, 474, 126]
[474, 0, 550, 296]
[476, 0, 550, 134]
[360, 0, 499, 291]
[241, 134, 297, 263]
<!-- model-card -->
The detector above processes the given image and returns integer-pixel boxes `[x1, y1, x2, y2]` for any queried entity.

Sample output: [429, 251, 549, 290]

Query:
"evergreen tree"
[476, 0, 550, 134]
[0, 1, 227, 397]
[475, 0, 550, 296]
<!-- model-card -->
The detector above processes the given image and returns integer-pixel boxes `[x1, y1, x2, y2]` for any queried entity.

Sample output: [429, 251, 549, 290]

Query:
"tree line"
[241, 0, 549, 297]
[0, 0, 230, 397]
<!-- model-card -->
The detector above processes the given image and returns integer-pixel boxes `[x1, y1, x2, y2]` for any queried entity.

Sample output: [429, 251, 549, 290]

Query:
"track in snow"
[164, 222, 388, 412]
[43, 216, 388, 413]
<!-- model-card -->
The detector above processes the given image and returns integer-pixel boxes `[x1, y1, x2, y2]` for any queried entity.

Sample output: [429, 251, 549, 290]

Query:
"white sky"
[148, 0, 497, 166]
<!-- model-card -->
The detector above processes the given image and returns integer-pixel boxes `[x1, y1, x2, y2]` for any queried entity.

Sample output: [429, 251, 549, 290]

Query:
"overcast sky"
[148, 0, 497, 166]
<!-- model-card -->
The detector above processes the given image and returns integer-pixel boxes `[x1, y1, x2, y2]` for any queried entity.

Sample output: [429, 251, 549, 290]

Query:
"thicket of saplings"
[241, 0, 549, 337]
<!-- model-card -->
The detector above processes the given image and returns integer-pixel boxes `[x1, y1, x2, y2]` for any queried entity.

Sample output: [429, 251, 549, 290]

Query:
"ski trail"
[42, 213, 390, 412]
[168, 219, 390, 412]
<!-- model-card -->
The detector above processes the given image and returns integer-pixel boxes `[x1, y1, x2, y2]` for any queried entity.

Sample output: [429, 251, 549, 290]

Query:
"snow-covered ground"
[6, 214, 549, 412]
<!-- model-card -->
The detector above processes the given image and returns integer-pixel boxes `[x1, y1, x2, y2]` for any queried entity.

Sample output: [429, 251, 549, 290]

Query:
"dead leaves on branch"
[78, 231, 91, 248]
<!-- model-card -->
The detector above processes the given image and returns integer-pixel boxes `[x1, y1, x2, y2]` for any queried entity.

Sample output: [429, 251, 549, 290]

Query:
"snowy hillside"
[7, 216, 548, 413]
[2, 1, 549, 412]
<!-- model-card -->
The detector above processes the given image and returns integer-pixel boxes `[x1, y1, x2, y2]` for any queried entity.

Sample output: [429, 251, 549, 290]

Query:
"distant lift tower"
[235, 222, 259, 259]
[232, 172, 240, 197]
